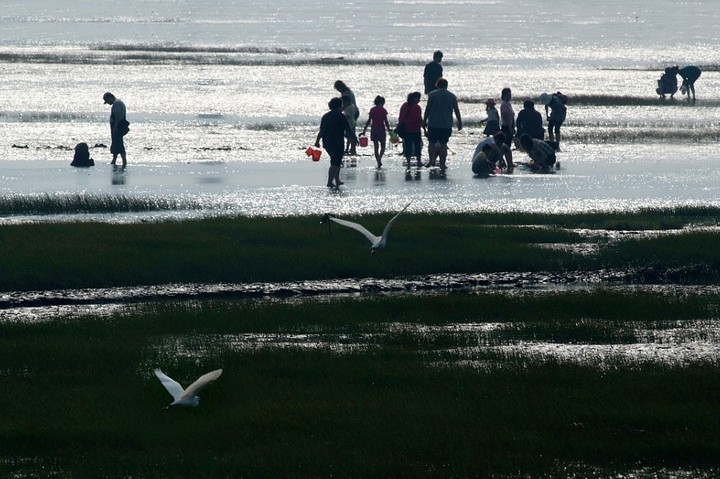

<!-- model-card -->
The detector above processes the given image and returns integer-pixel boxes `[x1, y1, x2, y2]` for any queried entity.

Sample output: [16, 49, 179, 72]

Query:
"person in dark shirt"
[423, 51, 443, 95]
[516, 100, 545, 140]
[678, 65, 701, 103]
[315, 97, 357, 188]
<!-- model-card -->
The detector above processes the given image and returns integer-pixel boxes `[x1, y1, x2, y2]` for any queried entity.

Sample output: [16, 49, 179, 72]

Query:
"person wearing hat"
[480, 98, 500, 136]
[539, 92, 567, 150]
[423, 51, 443, 95]
[103, 92, 128, 167]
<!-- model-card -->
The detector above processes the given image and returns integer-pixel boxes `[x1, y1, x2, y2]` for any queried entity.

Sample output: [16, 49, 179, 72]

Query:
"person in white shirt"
[103, 92, 128, 167]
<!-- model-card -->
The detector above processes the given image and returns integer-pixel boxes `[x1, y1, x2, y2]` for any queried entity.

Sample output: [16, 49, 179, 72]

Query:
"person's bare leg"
[438, 143, 448, 170]
[334, 165, 343, 185]
[425, 143, 437, 167]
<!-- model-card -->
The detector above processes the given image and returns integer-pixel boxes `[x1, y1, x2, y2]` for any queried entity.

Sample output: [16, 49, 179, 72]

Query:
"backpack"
[118, 119, 130, 136]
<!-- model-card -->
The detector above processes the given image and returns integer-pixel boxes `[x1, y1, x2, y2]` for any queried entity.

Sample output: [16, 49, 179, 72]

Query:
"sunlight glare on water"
[1, 0, 720, 219]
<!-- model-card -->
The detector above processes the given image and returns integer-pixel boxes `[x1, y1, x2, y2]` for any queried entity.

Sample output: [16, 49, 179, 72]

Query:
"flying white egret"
[154, 368, 222, 409]
[322, 202, 412, 254]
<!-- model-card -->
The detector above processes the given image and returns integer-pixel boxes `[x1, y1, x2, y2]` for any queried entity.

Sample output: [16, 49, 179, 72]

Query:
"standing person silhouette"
[423, 51, 443, 95]
[499, 87, 515, 148]
[422, 77, 462, 170]
[103, 92, 128, 167]
[315, 97, 357, 188]
[398, 91, 423, 168]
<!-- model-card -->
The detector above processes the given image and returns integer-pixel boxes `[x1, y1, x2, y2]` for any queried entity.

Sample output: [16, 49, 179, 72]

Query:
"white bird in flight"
[323, 202, 412, 254]
[154, 368, 223, 409]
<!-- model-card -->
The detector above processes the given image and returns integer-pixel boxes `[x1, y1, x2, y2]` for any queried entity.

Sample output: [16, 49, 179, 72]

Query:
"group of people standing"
[315, 50, 569, 186]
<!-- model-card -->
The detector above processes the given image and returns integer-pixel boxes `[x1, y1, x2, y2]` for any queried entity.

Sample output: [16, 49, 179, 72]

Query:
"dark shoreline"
[0, 268, 697, 311]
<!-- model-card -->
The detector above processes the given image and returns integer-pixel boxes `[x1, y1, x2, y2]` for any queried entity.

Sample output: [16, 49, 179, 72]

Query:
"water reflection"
[111, 166, 127, 185]
[153, 318, 720, 368]
[405, 170, 421, 181]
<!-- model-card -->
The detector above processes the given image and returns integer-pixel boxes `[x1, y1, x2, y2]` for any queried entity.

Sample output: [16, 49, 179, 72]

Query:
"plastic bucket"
[306, 146, 322, 161]
[358, 135, 369, 147]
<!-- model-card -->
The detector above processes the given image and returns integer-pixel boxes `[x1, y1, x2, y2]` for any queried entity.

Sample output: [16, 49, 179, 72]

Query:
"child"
[362, 95, 391, 168]
[480, 98, 500, 136]
[71, 142, 95, 167]
[341, 95, 358, 155]
[471, 143, 495, 177]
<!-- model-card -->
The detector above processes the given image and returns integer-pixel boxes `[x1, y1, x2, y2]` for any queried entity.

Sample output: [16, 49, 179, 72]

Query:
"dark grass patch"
[1, 291, 720, 477]
[2, 209, 720, 292]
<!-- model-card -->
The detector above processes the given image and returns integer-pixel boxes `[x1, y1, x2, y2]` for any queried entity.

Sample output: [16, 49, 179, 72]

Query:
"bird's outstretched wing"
[181, 369, 223, 399]
[381, 201, 412, 239]
[154, 368, 184, 401]
[328, 216, 380, 245]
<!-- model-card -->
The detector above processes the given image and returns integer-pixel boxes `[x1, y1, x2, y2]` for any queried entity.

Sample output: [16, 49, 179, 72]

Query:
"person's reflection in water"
[111, 165, 127, 185]
[405, 170, 421, 181]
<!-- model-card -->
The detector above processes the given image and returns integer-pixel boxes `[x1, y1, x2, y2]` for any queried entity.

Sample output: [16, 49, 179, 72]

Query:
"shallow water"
[1, 1, 720, 219]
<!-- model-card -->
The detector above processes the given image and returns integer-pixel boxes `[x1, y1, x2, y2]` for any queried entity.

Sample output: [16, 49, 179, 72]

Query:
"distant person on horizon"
[316, 97, 357, 188]
[422, 77, 462, 170]
[678, 65, 701, 104]
[423, 51, 443, 95]
[656, 67, 679, 100]
[103, 92, 128, 167]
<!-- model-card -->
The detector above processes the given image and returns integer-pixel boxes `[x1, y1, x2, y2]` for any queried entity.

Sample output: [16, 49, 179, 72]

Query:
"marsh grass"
[2, 291, 720, 477]
[2, 208, 720, 292]
[3, 209, 720, 476]
[0, 193, 202, 215]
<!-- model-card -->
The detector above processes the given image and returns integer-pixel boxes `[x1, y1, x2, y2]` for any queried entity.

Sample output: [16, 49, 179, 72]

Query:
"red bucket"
[358, 135, 369, 147]
[305, 146, 322, 162]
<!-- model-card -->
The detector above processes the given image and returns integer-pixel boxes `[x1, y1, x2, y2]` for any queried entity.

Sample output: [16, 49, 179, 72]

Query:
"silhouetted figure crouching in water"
[71, 142, 95, 167]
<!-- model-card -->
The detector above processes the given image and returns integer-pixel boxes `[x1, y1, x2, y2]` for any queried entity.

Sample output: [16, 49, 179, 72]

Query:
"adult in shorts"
[422, 77, 462, 170]
[315, 97, 357, 188]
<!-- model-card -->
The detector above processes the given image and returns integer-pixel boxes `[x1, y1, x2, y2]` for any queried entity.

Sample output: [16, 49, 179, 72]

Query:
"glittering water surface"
[1, 1, 720, 219]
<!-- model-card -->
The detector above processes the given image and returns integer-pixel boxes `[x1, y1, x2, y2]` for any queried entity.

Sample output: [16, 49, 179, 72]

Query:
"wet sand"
[2, 137, 720, 221]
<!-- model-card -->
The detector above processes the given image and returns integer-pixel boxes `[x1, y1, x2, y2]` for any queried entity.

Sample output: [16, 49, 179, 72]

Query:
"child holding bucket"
[361, 95, 391, 168]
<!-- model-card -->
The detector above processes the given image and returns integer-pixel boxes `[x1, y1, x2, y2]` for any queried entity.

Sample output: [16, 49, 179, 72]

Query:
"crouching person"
[471, 143, 495, 177]
[71, 142, 95, 167]
[518, 134, 556, 172]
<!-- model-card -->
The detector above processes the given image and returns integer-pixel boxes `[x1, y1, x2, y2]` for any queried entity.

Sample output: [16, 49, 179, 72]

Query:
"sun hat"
[539, 93, 552, 105]
[484, 98, 496, 107]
